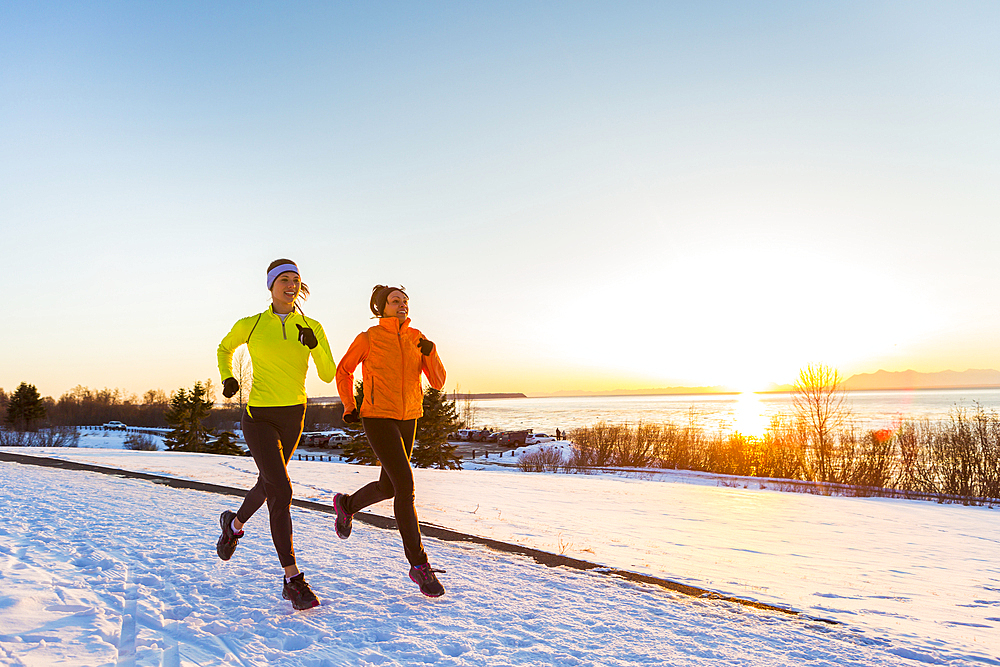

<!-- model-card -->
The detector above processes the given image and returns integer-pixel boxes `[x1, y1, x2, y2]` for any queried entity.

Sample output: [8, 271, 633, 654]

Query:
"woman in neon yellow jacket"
[215, 259, 335, 610]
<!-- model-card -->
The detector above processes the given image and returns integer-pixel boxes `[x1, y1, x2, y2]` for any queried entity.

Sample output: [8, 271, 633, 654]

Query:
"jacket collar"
[377, 317, 410, 333]
[267, 306, 300, 321]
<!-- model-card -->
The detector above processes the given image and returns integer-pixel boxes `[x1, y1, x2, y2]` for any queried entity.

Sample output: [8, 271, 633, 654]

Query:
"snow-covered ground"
[1, 440, 998, 666]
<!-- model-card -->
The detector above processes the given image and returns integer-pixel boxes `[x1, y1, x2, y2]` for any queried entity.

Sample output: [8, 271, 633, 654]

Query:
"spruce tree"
[6, 382, 46, 432]
[341, 432, 380, 465]
[163, 382, 213, 452]
[413, 387, 463, 469]
[207, 429, 246, 456]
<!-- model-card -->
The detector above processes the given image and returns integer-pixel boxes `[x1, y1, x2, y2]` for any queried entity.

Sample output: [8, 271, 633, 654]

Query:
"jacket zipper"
[397, 330, 405, 400]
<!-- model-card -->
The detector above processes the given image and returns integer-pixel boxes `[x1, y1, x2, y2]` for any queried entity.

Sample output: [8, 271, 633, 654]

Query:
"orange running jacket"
[336, 317, 446, 421]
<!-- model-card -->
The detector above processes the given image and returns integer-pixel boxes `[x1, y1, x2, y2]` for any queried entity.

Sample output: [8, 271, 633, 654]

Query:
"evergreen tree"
[6, 382, 46, 432]
[163, 382, 213, 452]
[207, 429, 247, 456]
[413, 387, 463, 469]
[341, 432, 380, 465]
[163, 388, 189, 451]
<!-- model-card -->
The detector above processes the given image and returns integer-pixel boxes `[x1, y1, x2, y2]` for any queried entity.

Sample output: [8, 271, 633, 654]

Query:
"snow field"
[22, 444, 998, 661]
[0, 460, 929, 667]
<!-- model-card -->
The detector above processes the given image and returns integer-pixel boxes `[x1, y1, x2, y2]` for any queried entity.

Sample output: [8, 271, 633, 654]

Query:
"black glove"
[343, 409, 360, 424]
[417, 337, 435, 356]
[296, 324, 318, 349]
[222, 377, 239, 398]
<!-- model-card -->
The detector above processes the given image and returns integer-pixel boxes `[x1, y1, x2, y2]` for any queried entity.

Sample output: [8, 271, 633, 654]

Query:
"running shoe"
[332, 492, 353, 539]
[282, 573, 320, 610]
[409, 563, 446, 598]
[216, 510, 243, 561]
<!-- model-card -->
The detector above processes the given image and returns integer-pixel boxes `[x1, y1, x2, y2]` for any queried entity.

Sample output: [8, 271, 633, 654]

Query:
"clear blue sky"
[3, 1, 999, 399]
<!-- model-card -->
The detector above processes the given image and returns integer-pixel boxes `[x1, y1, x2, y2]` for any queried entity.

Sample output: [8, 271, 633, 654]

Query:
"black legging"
[237, 404, 305, 568]
[343, 417, 427, 566]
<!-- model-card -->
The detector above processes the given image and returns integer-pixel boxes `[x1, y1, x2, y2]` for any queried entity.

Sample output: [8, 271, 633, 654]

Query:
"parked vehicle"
[103, 421, 126, 431]
[497, 430, 530, 446]
[456, 429, 478, 441]
[302, 431, 351, 448]
[525, 433, 556, 445]
[327, 433, 351, 446]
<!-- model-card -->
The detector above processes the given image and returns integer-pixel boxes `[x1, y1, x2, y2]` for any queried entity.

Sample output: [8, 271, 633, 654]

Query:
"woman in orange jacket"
[333, 284, 447, 597]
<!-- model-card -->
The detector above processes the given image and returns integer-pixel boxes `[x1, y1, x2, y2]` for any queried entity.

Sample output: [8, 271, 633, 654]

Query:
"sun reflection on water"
[731, 392, 770, 437]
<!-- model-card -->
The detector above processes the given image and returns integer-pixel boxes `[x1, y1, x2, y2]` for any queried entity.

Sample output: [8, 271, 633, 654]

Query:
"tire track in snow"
[115, 565, 137, 667]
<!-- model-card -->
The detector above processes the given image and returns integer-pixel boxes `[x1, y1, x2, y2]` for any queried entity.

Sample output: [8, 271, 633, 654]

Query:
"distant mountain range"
[540, 369, 1000, 398]
[841, 369, 1000, 391]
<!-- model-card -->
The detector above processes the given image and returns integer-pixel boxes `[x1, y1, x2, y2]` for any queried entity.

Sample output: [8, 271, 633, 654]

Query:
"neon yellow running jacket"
[218, 307, 336, 407]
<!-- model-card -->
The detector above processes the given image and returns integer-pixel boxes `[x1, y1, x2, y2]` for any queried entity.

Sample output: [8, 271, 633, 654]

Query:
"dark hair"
[370, 284, 406, 317]
[268, 258, 310, 311]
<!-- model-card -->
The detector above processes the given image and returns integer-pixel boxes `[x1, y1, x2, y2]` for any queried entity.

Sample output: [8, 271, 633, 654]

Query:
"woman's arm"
[217, 316, 253, 382]
[336, 332, 370, 410]
[419, 338, 446, 390]
[308, 319, 337, 383]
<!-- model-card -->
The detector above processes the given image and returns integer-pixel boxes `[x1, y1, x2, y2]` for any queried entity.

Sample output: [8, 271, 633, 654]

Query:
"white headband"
[267, 263, 299, 289]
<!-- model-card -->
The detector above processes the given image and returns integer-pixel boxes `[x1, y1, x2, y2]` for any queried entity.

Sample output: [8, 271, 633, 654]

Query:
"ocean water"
[465, 388, 1000, 436]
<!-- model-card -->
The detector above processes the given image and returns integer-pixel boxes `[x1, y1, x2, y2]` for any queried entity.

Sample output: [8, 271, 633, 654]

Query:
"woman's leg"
[238, 405, 305, 569]
[343, 459, 394, 514]
[349, 417, 427, 566]
[235, 408, 268, 526]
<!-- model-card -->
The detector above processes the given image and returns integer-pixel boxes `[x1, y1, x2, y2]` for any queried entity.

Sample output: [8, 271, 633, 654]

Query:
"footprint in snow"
[283, 635, 313, 651]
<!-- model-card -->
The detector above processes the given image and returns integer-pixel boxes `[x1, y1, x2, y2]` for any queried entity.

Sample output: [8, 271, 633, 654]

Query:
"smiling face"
[270, 272, 301, 313]
[382, 290, 408, 321]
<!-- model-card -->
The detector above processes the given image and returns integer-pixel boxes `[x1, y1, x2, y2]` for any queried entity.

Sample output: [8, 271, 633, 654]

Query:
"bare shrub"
[850, 427, 898, 490]
[0, 426, 79, 447]
[124, 432, 159, 451]
[933, 408, 979, 501]
[704, 432, 739, 475]
[971, 405, 1000, 500]
[0, 428, 33, 446]
[925, 405, 1000, 503]
[650, 422, 703, 471]
[35, 426, 80, 448]
[758, 417, 805, 480]
[619, 423, 657, 467]
[568, 422, 618, 468]
[518, 447, 565, 472]
[896, 420, 937, 494]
